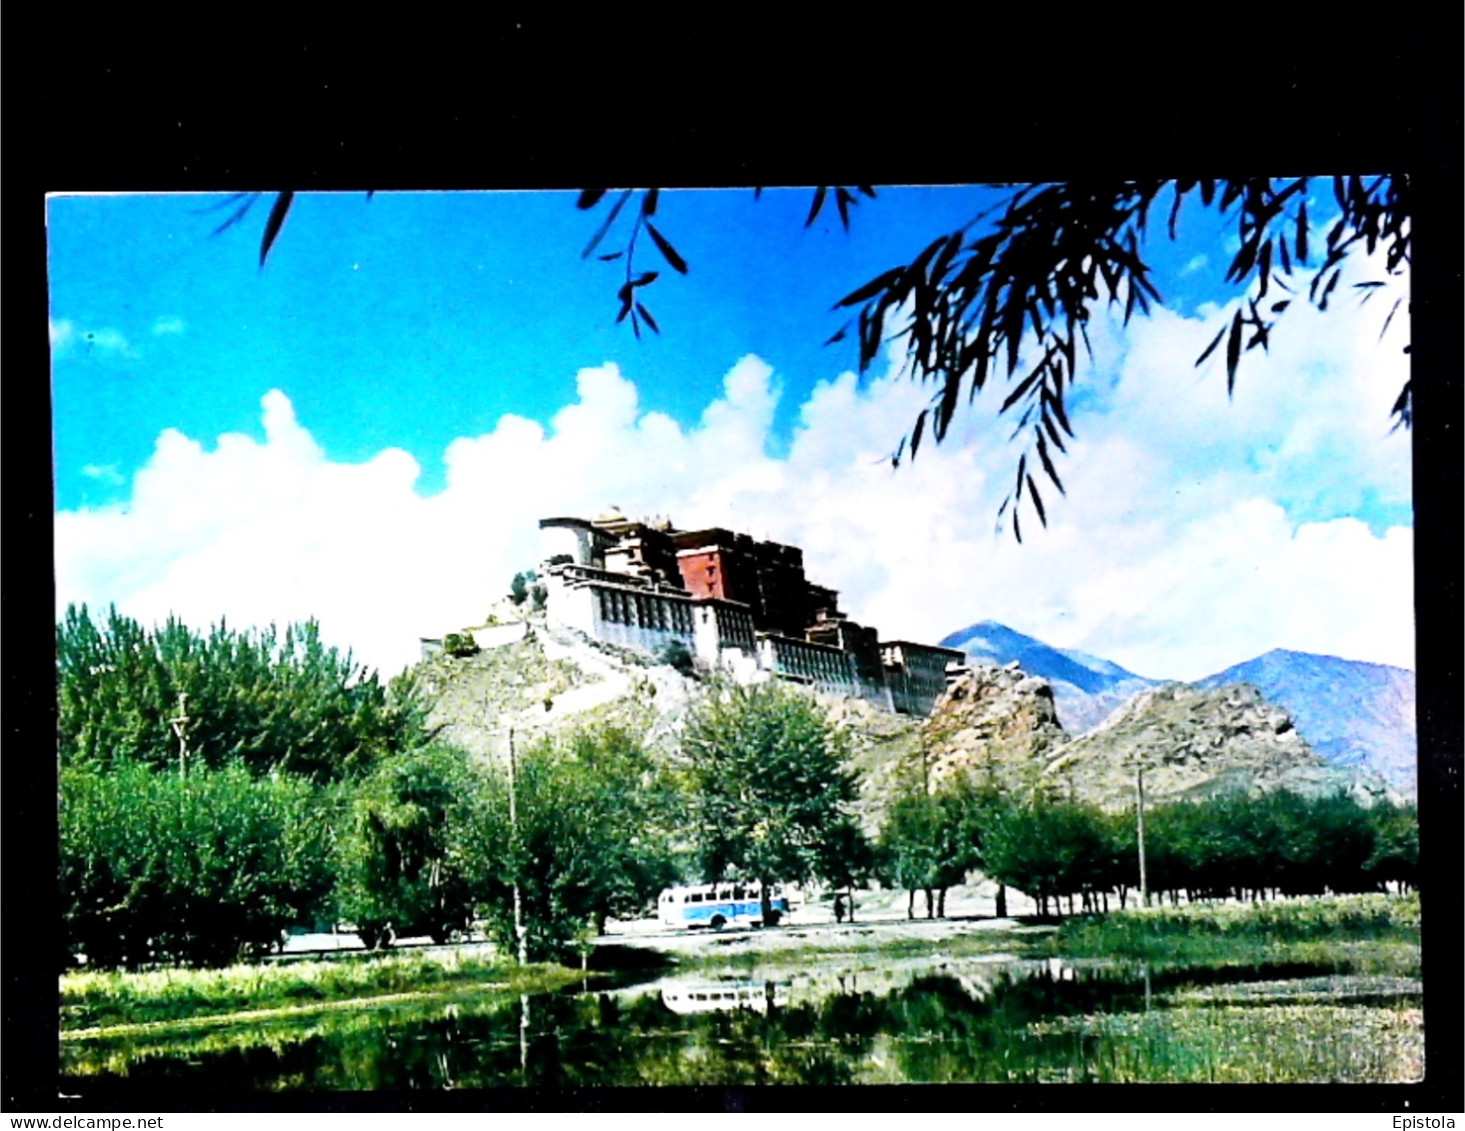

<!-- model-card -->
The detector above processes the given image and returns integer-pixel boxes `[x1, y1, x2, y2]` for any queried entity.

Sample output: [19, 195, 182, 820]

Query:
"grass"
[62, 948, 588, 1033]
[1041, 892, 1420, 975]
[1025, 1003, 1423, 1083]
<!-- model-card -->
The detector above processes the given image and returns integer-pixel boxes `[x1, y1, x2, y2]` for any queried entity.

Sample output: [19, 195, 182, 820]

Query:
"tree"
[60, 762, 333, 968]
[333, 745, 487, 948]
[878, 783, 977, 920]
[682, 682, 861, 922]
[244, 178, 1410, 537]
[471, 725, 682, 961]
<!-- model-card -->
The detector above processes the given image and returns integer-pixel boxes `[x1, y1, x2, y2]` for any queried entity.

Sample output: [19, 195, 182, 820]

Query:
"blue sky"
[49, 186, 1414, 679]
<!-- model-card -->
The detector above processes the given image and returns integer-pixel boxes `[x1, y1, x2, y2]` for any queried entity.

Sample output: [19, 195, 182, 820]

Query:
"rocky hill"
[413, 614, 923, 831]
[920, 666, 1397, 810]
[918, 662, 1067, 793]
[940, 621, 1416, 798]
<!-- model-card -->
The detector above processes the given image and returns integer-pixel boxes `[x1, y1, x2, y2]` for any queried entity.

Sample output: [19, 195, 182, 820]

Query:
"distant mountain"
[939, 620, 1159, 734]
[1195, 649, 1416, 797]
[939, 621, 1417, 799]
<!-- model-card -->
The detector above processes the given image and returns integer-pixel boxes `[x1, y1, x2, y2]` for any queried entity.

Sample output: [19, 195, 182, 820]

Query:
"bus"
[657, 881, 791, 930]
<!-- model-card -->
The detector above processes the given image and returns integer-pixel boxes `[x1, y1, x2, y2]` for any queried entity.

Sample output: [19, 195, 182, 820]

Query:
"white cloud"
[54, 285, 1413, 681]
[49, 318, 135, 359]
[152, 315, 187, 336]
[1181, 254, 1208, 275]
[80, 464, 124, 486]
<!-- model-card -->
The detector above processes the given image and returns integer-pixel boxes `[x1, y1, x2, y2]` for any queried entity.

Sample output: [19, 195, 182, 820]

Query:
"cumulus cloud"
[151, 315, 187, 336]
[55, 286, 1413, 680]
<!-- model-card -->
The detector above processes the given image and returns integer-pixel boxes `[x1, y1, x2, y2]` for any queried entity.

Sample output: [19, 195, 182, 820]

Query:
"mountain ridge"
[938, 621, 1416, 797]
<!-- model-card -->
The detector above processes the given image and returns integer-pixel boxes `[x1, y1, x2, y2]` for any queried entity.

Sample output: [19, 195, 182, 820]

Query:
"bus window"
[690, 893, 702, 903]
[733, 885, 745, 900]
[719, 890, 731, 901]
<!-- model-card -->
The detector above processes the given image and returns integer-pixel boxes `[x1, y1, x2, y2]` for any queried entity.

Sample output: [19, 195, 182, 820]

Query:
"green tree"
[1365, 798, 1419, 892]
[57, 604, 428, 783]
[682, 682, 861, 923]
[472, 726, 682, 961]
[60, 762, 333, 968]
[878, 783, 977, 920]
[333, 745, 487, 949]
[983, 798, 1108, 917]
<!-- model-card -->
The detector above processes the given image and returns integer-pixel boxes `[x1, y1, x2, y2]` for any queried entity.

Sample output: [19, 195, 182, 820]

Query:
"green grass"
[1025, 1003, 1424, 1083]
[1042, 892, 1420, 973]
[62, 948, 587, 1032]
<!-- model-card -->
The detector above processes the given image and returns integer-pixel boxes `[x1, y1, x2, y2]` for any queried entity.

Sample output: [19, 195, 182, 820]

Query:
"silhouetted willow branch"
[829, 176, 1410, 540]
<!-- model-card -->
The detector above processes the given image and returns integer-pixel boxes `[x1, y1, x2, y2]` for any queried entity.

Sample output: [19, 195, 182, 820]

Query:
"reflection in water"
[62, 956, 1420, 1091]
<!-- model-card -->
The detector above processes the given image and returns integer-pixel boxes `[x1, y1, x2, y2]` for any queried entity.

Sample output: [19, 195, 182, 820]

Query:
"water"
[61, 955, 1421, 1091]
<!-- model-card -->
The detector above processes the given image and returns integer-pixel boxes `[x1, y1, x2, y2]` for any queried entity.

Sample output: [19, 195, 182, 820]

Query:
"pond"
[61, 953, 1423, 1091]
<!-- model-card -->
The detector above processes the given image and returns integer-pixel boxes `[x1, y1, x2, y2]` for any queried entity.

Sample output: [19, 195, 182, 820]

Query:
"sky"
[48, 186, 1414, 682]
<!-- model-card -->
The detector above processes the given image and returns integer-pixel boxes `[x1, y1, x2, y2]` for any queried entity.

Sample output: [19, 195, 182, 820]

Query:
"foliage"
[333, 746, 488, 949]
[61, 762, 335, 969]
[983, 798, 1110, 914]
[877, 782, 979, 914]
[472, 725, 683, 961]
[509, 570, 547, 611]
[655, 638, 697, 677]
[442, 632, 479, 658]
[57, 604, 428, 783]
[682, 682, 864, 898]
[979, 788, 1415, 915]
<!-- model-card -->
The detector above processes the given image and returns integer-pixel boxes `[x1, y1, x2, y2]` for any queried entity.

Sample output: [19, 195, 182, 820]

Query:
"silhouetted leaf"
[577, 189, 609, 210]
[599, 252, 624, 261]
[1036, 432, 1065, 495]
[857, 186, 877, 199]
[636, 302, 659, 334]
[1027, 474, 1047, 527]
[1389, 379, 1412, 429]
[834, 267, 904, 309]
[260, 192, 295, 266]
[806, 187, 828, 228]
[646, 222, 688, 274]
[1000, 371, 1041, 413]
[1271, 300, 1291, 313]
[1225, 311, 1242, 394]
[1379, 297, 1402, 342]
[910, 409, 928, 460]
[835, 187, 853, 231]
[210, 194, 259, 236]
[642, 188, 660, 217]
[1196, 324, 1227, 367]
[582, 189, 633, 259]
[365, 191, 376, 202]
[824, 327, 848, 346]
[1296, 200, 1308, 263]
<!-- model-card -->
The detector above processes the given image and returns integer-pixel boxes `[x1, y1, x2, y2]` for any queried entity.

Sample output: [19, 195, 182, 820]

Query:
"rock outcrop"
[1042, 682, 1327, 808]
[919, 663, 1068, 792]
[918, 664, 1387, 809]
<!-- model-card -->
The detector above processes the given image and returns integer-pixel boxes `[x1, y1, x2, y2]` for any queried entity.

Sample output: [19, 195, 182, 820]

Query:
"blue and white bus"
[658, 881, 791, 930]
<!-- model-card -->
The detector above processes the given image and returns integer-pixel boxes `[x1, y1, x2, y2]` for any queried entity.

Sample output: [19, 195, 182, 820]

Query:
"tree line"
[878, 774, 1418, 920]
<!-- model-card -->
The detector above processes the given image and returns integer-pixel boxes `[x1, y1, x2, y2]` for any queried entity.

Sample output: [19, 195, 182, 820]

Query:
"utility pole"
[507, 724, 528, 967]
[168, 692, 192, 778]
[1136, 761, 1149, 909]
